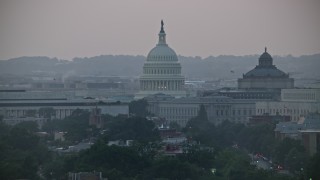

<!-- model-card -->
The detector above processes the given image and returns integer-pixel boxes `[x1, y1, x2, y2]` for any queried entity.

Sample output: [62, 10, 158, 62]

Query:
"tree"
[178, 144, 216, 170]
[129, 99, 150, 117]
[0, 122, 50, 180]
[305, 152, 320, 180]
[42, 109, 91, 143]
[141, 157, 214, 180]
[107, 116, 160, 143]
[14, 121, 39, 132]
[39, 107, 55, 119]
[25, 109, 37, 117]
[284, 148, 307, 174]
[184, 105, 215, 146]
[273, 138, 305, 165]
[197, 104, 208, 122]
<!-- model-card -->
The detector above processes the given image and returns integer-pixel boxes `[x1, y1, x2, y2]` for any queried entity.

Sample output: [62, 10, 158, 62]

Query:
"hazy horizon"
[1, 0, 320, 60]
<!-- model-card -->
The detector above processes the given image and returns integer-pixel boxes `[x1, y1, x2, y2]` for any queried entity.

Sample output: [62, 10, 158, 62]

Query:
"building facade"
[146, 94, 255, 127]
[0, 90, 129, 128]
[238, 48, 294, 89]
[256, 88, 320, 122]
[135, 21, 186, 99]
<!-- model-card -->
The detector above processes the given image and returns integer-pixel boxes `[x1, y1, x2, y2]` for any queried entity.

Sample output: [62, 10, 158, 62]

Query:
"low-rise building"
[256, 89, 320, 122]
[146, 94, 255, 127]
[300, 129, 320, 156]
[274, 112, 320, 148]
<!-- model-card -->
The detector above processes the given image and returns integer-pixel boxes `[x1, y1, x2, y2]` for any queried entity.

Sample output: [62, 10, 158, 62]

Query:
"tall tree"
[129, 99, 150, 117]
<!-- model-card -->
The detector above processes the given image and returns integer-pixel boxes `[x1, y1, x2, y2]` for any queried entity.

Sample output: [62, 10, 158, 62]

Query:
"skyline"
[0, 0, 320, 60]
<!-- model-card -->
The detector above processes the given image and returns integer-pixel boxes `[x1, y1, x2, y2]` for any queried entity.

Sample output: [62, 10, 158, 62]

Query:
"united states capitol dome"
[147, 45, 178, 62]
[135, 20, 186, 99]
[146, 21, 178, 62]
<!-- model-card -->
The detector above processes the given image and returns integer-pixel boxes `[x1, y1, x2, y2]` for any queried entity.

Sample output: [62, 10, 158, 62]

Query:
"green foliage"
[42, 109, 91, 143]
[140, 157, 215, 180]
[305, 152, 320, 180]
[129, 99, 150, 117]
[25, 109, 37, 117]
[236, 123, 276, 157]
[178, 145, 216, 170]
[284, 148, 307, 174]
[53, 141, 151, 180]
[0, 122, 50, 180]
[184, 105, 216, 146]
[14, 121, 39, 132]
[107, 116, 160, 143]
[39, 107, 55, 119]
[198, 104, 208, 122]
[215, 149, 252, 179]
[273, 138, 305, 165]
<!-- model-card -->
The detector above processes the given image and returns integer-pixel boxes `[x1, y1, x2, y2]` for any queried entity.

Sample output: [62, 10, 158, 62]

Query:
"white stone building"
[0, 99, 128, 120]
[135, 21, 186, 99]
[256, 88, 320, 122]
[146, 94, 255, 127]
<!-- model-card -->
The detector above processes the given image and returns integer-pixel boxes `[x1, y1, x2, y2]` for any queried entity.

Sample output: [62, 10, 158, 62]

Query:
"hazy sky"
[0, 0, 319, 60]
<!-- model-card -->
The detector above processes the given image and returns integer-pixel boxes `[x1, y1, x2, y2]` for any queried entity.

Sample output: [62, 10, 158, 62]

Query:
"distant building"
[300, 129, 320, 156]
[68, 171, 104, 180]
[238, 48, 294, 90]
[248, 114, 290, 126]
[217, 88, 280, 100]
[2, 117, 47, 128]
[135, 21, 186, 99]
[256, 88, 320, 122]
[274, 112, 320, 156]
[274, 112, 320, 142]
[146, 94, 255, 127]
[0, 90, 129, 121]
[89, 107, 102, 128]
[281, 88, 320, 102]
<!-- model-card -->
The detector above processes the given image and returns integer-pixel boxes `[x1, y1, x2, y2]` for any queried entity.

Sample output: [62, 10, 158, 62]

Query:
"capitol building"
[135, 21, 186, 99]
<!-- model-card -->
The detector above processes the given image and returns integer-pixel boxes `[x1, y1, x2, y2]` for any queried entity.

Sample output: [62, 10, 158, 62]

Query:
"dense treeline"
[1, 108, 320, 179]
[0, 54, 319, 80]
[0, 122, 50, 179]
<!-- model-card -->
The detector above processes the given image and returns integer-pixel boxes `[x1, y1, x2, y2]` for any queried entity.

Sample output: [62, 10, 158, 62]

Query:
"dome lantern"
[158, 20, 167, 45]
[259, 47, 273, 67]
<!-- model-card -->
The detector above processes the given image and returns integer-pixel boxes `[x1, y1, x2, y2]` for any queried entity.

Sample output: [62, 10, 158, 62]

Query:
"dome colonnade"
[135, 21, 186, 99]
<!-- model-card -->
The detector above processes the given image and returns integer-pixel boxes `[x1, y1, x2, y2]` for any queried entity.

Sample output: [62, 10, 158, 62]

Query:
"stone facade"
[238, 48, 294, 89]
[146, 94, 255, 127]
[135, 21, 186, 99]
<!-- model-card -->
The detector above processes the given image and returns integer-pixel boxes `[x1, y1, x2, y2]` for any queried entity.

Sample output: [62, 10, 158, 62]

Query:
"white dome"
[135, 20, 186, 100]
[147, 45, 178, 62]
